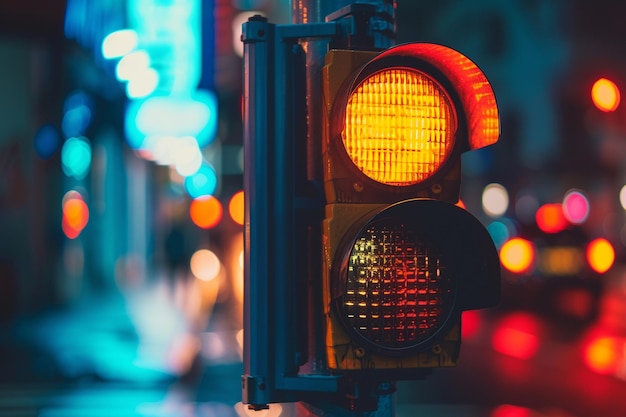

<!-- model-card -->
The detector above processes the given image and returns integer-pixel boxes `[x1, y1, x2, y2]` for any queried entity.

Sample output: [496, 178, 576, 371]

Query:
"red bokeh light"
[491, 404, 533, 417]
[492, 312, 541, 360]
[461, 310, 482, 339]
[536, 203, 568, 234]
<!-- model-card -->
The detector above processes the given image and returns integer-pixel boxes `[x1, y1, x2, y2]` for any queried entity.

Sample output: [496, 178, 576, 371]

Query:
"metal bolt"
[355, 347, 366, 358]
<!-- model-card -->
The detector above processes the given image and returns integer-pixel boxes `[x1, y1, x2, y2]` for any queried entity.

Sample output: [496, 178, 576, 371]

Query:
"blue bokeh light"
[184, 164, 217, 198]
[62, 91, 93, 138]
[487, 217, 517, 249]
[125, 90, 218, 150]
[61, 136, 92, 180]
[34, 124, 61, 159]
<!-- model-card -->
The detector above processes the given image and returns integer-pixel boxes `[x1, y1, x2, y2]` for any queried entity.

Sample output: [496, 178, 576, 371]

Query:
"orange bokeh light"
[228, 190, 245, 226]
[591, 77, 620, 112]
[62, 193, 89, 239]
[190, 196, 223, 229]
[499, 237, 535, 274]
[584, 336, 620, 375]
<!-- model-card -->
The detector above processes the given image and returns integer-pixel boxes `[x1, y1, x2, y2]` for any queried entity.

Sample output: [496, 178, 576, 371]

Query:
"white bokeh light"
[482, 183, 509, 218]
[190, 249, 221, 281]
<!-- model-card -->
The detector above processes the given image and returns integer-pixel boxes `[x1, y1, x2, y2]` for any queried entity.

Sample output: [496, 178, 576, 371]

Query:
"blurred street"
[2, 271, 626, 416]
[0, 274, 242, 417]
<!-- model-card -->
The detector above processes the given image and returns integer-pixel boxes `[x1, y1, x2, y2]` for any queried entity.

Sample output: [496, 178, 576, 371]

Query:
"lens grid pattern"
[343, 221, 449, 349]
[343, 68, 455, 185]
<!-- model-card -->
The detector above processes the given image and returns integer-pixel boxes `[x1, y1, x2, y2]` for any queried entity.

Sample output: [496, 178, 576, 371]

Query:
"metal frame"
[242, 3, 398, 409]
[242, 17, 340, 408]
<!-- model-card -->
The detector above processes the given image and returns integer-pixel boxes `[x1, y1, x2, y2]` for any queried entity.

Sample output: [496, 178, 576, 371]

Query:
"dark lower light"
[342, 218, 452, 350]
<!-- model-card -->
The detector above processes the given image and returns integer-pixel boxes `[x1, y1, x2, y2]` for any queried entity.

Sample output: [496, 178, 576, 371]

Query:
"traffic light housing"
[241, 8, 501, 409]
[322, 45, 501, 375]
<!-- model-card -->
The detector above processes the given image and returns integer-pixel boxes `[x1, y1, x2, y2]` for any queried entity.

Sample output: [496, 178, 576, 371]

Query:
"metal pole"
[242, 16, 274, 407]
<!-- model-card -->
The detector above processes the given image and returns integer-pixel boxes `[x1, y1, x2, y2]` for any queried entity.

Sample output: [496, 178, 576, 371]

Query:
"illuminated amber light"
[343, 68, 456, 185]
[499, 237, 534, 274]
[586, 238, 615, 274]
[591, 78, 620, 112]
[342, 219, 451, 348]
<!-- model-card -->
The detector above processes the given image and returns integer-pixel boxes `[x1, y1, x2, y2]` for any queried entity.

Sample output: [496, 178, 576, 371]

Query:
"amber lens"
[343, 68, 456, 186]
[342, 218, 451, 349]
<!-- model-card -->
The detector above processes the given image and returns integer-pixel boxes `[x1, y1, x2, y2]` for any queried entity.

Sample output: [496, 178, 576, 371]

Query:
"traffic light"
[241, 6, 501, 410]
[321, 44, 501, 375]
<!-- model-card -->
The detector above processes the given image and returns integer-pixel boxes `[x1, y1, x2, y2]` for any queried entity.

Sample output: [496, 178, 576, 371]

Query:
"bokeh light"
[535, 203, 568, 234]
[482, 183, 509, 217]
[487, 218, 516, 248]
[500, 237, 535, 274]
[591, 77, 620, 112]
[101, 29, 138, 59]
[61, 136, 92, 180]
[125, 91, 218, 151]
[184, 164, 218, 198]
[582, 328, 625, 376]
[189, 196, 223, 229]
[619, 185, 626, 210]
[562, 189, 590, 225]
[34, 124, 60, 158]
[62, 90, 93, 138]
[190, 249, 221, 281]
[492, 312, 541, 360]
[147, 136, 177, 166]
[115, 50, 150, 82]
[173, 136, 203, 177]
[491, 404, 533, 417]
[62, 190, 89, 239]
[461, 310, 482, 339]
[586, 238, 615, 274]
[126, 67, 159, 99]
[228, 191, 245, 226]
[584, 335, 621, 375]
